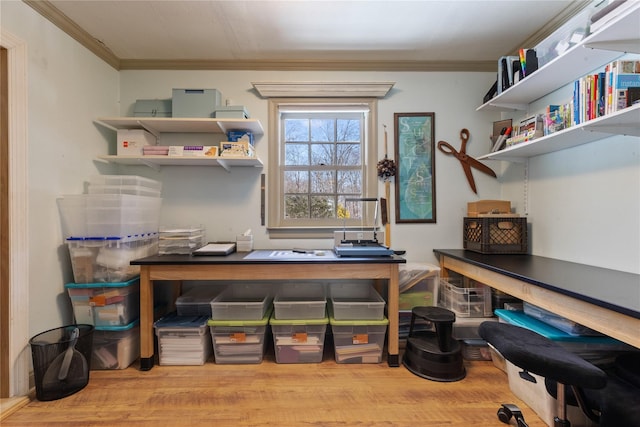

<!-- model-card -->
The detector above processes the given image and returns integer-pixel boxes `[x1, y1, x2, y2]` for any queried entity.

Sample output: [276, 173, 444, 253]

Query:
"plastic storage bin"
[273, 283, 326, 320]
[330, 316, 388, 363]
[65, 278, 140, 327]
[154, 313, 212, 365]
[494, 309, 635, 366]
[329, 283, 385, 320]
[207, 310, 271, 364]
[270, 315, 328, 363]
[399, 263, 440, 310]
[523, 301, 603, 336]
[29, 324, 94, 401]
[176, 287, 222, 317]
[58, 194, 162, 239]
[66, 236, 158, 283]
[438, 278, 493, 317]
[91, 321, 139, 369]
[210, 283, 272, 320]
[88, 175, 162, 192]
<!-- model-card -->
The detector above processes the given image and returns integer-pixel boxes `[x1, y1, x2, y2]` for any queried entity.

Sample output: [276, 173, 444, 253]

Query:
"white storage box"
[58, 194, 162, 239]
[438, 277, 493, 317]
[154, 313, 212, 365]
[329, 283, 385, 320]
[117, 129, 157, 156]
[270, 314, 328, 364]
[66, 236, 158, 283]
[65, 278, 140, 327]
[89, 175, 162, 192]
[330, 316, 388, 364]
[506, 360, 597, 427]
[207, 310, 270, 364]
[210, 283, 273, 320]
[273, 283, 327, 320]
[91, 321, 140, 369]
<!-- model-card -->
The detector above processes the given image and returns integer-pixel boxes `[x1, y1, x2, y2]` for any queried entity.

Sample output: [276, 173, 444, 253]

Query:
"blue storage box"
[226, 130, 254, 145]
[494, 309, 634, 365]
[172, 89, 222, 118]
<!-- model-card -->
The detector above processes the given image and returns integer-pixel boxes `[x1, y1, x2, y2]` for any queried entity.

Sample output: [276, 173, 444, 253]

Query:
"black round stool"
[403, 306, 465, 382]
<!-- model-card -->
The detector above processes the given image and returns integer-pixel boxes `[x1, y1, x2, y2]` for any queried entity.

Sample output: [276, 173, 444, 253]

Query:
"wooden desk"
[434, 249, 640, 349]
[132, 252, 406, 370]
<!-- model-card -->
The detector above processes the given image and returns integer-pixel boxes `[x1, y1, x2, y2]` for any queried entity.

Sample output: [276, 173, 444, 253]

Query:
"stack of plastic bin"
[59, 175, 162, 369]
[270, 283, 328, 363]
[328, 283, 388, 364]
[437, 274, 494, 361]
[208, 283, 273, 364]
[158, 225, 206, 255]
[64, 278, 140, 369]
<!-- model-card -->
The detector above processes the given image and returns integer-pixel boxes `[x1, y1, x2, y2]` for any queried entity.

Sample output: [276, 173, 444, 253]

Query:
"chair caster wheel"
[498, 404, 529, 427]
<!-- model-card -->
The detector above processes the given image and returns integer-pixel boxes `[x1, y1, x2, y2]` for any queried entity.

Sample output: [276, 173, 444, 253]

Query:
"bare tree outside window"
[284, 115, 364, 220]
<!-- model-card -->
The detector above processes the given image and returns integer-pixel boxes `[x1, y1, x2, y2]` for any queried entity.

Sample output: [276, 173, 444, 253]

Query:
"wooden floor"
[1, 351, 546, 427]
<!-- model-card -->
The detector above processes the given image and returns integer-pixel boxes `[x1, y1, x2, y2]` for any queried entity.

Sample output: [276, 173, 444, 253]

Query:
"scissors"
[437, 129, 496, 194]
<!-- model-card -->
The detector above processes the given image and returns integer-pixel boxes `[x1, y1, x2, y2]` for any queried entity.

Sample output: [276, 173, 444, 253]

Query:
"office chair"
[479, 321, 640, 427]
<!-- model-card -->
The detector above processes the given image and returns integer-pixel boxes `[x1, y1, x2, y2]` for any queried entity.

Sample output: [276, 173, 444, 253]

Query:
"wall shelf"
[95, 117, 264, 136]
[478, 104, 640, 162]
[477, 3, 640, 112]
[97, 155, 263, 172]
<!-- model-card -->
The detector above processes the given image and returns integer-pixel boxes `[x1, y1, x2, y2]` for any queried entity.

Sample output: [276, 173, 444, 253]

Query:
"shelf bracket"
[215, 159, 232, 173]
[137, 158, 161, 172]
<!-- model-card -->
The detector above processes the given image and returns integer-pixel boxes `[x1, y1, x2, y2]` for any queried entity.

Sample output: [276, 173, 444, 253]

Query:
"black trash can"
[29, 324, 94, 401]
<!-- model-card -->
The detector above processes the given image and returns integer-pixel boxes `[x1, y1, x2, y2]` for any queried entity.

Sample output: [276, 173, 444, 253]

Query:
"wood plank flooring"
[1, 351, 546, 427]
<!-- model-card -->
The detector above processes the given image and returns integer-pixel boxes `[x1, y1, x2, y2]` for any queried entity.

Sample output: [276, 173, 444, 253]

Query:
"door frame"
[0, 29, 30, 398]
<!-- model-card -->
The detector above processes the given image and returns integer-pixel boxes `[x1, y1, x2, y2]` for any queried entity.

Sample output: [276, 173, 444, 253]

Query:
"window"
[268, 98, 378, 238]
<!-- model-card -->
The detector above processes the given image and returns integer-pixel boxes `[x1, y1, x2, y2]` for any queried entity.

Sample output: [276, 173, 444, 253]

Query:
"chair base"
[403, 331, 466, 382]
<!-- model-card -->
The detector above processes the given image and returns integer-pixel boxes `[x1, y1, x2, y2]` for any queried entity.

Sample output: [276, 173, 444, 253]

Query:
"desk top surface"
[434, 249, 640, 319]
[132, 250, 406, 266]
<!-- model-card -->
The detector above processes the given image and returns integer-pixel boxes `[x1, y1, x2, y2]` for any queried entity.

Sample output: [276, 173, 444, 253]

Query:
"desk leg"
[387, 264, 400, 367]
[139, 266, 155, 371]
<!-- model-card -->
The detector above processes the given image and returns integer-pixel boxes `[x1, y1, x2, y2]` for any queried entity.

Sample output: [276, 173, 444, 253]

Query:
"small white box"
[506, 360, 597, 427]
[117, 130, 157, 156]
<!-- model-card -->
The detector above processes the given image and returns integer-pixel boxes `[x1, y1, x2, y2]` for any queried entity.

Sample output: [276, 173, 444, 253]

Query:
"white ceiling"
[27, 0, 584, 71]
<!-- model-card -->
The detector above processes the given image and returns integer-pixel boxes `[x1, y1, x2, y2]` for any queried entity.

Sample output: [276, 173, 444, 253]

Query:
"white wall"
[1, 1, 120, 341]
[500, 83, 640, 273]
[118, 70, 502, 265]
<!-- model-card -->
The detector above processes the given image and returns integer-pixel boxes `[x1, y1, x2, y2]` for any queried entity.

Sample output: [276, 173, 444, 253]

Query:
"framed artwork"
[394, 112, 436, 223]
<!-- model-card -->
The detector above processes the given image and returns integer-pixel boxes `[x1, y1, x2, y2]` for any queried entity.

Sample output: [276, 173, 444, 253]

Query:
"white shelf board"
[96, 117, 264, 135]
[477, 3, 640, 112]
[478, 104, 640, 161]
[97, 155, 263, 171]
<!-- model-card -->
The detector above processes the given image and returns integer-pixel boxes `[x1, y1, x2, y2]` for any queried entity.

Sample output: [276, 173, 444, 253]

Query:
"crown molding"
[251, 81, 395, 98]
[118, 58, 496, 72]
[24, 0, 120, 70]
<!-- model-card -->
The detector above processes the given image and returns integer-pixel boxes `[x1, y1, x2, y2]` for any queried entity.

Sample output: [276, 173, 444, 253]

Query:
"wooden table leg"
[139, 266, 155, 371]
[387, 264, 400, 367]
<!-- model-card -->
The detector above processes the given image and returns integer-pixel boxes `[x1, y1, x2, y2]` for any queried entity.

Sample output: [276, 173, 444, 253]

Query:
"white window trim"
[267, 97, 379, 239]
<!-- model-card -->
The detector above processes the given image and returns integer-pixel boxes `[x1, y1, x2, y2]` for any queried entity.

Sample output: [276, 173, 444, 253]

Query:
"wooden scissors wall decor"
[437, 129, 496, 194]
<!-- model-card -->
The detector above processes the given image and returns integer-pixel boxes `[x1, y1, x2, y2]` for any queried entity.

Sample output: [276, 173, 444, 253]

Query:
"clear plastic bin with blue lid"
[154, 313, 211, 365]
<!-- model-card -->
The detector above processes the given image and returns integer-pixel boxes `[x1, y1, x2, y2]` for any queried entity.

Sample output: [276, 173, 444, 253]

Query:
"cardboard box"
[168, 146, 218, 157]
[172, 88, 222, 118]
[467, 200, 511, 217]
[117, 129, 157, 156]
[219, 141, 254, 157]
